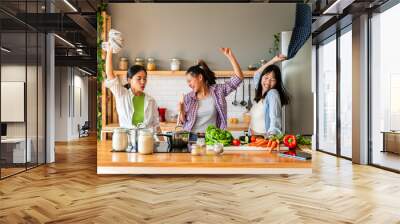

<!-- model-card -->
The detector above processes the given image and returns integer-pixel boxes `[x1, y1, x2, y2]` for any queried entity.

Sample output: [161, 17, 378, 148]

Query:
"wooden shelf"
[114, 70, 255, 78]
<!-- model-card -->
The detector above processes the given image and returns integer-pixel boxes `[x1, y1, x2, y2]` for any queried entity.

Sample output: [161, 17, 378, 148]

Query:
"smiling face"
[186, 73, 205, 93]
[128, 70, 147, 92]
[261, 71, 277, 92]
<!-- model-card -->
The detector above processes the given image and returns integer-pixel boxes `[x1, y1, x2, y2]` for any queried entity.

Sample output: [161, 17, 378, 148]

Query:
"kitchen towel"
[102, 29, 123, 54]
[287, 4, 312, 60]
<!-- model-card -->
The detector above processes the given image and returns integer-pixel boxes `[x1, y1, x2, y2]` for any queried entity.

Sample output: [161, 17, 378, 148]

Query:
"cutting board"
[224, 145, 290, 151]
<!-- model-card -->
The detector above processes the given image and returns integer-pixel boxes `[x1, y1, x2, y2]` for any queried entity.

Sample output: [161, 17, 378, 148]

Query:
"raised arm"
[255, 54, 287, 75]
[220, 48, 244, 80]
[106, 45, 116, 80]
[253, 54, 287, 88]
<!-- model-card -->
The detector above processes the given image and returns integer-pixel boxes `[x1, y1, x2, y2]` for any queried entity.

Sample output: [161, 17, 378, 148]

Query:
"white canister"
[138, 129, 154, 155]
[170, 58, 181, 71]
[112, 128, 129, 151]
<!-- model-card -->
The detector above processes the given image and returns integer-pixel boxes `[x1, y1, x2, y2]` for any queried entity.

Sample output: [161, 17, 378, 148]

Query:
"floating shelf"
[114, 70, 255, 78]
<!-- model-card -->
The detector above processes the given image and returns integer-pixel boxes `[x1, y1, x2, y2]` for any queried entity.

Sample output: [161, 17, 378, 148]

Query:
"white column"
[46, 33, 55, 163]
[352, 14, 369, 164]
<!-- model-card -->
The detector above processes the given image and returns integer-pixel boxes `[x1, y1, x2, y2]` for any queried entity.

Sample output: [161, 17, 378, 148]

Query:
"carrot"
[270, 141, 277, 150]
[267, 140, 272, 147]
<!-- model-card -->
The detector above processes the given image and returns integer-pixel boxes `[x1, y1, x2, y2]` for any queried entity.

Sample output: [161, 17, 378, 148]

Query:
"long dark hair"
[124, 65, 147, 89]
[186, 60, 216, 86]
[254, 64, 290, 106]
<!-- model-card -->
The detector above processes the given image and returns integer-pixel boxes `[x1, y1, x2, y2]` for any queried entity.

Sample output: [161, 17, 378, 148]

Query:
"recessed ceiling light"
[54, 34, 75, 48]
[78, 67, 93, 76]
[63, 0, 78, 12]
[1, 47, 11, 53]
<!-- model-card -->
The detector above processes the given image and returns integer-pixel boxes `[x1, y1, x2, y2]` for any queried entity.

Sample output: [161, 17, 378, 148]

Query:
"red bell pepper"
[283, 135, 297, 149]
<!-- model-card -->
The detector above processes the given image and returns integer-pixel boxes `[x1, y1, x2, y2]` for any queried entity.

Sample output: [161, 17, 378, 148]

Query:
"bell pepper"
[283, 135, 297, 149]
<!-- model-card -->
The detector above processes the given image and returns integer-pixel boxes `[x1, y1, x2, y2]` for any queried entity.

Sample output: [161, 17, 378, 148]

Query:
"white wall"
[109, 3, 302, 121]
[55, 67, 89, 141]
[109, 3, 296, 70]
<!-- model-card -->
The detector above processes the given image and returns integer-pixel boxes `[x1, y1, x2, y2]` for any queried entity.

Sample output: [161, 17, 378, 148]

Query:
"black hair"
[254, 64, 290, 106]
[186, 60, 216, 86]
[124, 65, 147, 89]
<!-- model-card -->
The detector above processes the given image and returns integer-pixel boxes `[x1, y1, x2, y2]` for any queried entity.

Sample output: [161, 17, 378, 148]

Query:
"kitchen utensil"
[232, 89, 239, 106]
[112, 128, 129, 152]
[246, 78, 253, 110]
[158, 126, 190, 152]
[240, 81, 247, 107]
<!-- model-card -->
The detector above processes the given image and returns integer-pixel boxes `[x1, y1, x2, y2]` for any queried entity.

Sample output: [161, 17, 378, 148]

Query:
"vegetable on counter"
[283, 135, 297, 149]
[232, 139, 241, 146]
[239, 135, 250, 144]
[205, 125, 233, 146]
[296, 135, 312, 145]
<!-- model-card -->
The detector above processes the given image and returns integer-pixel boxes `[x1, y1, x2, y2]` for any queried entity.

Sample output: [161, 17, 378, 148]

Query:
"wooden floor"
[0, 136, 400, 224]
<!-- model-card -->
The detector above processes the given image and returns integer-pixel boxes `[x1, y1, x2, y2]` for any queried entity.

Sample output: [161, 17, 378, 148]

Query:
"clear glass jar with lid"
[137, 128, 154, 155]
[170, 58, 181, 71]
[147, 57, 156, 71]
[112, 128, 129, 152]
[119, 57, 129, 70]
[134, 57, 145, 66]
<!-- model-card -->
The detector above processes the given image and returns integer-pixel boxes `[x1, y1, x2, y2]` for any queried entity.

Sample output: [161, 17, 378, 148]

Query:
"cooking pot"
[156, 126, 190, 151]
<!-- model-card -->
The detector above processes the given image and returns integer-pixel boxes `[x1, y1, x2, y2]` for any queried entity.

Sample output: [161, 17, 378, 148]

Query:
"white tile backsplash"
[143, 76, 254, 122]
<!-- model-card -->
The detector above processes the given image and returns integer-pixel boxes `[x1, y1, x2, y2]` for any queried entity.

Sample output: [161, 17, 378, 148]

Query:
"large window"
[317, 36, 337, 154]
[370, 3, 400, 171]
[339, 28, 352, 158]
[316, 26, 353, 159]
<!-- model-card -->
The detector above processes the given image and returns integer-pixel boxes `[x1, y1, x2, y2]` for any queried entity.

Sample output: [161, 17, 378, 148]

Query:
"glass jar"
[119, 57, 129, 70]
[112, 128, 128, 152]
[147, 57, 156, 71]
[170, 58, 180, 71]
[134, 57, 145, 66]
[191, 144, 203, 156]
[138, 128, 154, 155]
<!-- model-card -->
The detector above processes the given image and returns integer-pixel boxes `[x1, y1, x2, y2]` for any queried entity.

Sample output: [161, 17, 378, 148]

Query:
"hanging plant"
[268, 33, 280, 59]
[97, 3, 107, 140]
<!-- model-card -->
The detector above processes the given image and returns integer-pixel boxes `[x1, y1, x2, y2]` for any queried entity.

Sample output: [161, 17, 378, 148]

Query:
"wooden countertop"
[97, 140, 312, 175]
[102, 121, 249, 133]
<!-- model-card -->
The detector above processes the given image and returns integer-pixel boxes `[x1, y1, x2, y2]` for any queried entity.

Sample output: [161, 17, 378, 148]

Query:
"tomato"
[232, 139, 241, 146]
[250, 136, 257, 143]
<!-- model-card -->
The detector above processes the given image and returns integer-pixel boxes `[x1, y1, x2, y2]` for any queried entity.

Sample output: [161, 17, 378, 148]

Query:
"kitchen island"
[97, 140, 312, 175]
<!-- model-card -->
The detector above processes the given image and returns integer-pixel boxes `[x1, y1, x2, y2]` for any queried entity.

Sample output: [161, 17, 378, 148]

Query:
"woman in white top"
[104, 45, 161, 132]
[250, 54, 290, 136]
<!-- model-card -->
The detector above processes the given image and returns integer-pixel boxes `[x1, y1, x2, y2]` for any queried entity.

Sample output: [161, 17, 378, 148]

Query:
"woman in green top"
[105, 45, 161, 132]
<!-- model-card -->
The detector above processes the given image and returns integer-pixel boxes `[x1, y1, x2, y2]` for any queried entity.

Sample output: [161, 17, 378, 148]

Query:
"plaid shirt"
[182, 75, 243, 131]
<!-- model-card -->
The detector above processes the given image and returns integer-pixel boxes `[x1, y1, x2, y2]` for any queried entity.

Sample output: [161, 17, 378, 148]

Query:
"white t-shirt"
[104, 77, 160, 129]
[250, 98, 266, 134]
[192, 95, 217, 133]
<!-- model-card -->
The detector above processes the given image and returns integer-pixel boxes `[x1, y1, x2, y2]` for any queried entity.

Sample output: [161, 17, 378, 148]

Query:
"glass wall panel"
[371, 4, 400, 171]
[317, 37, 337, 154]
[339, 29, 353, 158]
